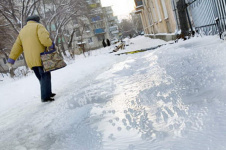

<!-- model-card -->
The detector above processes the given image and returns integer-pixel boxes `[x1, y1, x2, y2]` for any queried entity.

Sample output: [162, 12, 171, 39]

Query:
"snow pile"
[118, 36, 166, 53]
[1, 35, 226, 150]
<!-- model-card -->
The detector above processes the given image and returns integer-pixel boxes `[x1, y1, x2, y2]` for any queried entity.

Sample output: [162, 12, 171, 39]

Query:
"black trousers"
[32, 67, 52, 100]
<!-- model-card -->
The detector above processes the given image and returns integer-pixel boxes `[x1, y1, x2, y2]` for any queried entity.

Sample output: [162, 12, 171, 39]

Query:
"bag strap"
[45, 47, 48, 52]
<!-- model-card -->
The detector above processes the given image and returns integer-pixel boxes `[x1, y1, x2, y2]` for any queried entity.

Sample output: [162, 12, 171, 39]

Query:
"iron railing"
[187, 0, 226, 38]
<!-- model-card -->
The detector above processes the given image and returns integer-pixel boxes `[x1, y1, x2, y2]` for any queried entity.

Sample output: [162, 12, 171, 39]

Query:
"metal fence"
[187, 0, 226, 38]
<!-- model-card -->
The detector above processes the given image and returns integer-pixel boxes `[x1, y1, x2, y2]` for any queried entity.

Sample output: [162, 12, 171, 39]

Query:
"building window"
[3, 58, 6, 64]
[84, 26, 90, 32]
[97, 34, 105, 41]
[91, 16, 101, 22]
[88, 37, 93, 43]
[51, 24, 56, 31]
[155, 0, 162, 22]
[75, 30, 81, 37]
[94, 28, 105, 34]
[94, 22, 103, 29]
[135, 0, 143, 6]
[94, 24, 99, 29]
[71, 16, 79, 25]
[161, 0, 168, 19]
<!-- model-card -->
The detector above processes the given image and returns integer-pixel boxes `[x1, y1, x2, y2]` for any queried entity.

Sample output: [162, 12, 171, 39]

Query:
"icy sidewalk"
[1, 36, 226, 150]
[89, 36, 226, 150]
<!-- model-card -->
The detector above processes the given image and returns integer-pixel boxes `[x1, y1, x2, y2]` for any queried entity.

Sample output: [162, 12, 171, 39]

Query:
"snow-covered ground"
[1, 35, 226, 150]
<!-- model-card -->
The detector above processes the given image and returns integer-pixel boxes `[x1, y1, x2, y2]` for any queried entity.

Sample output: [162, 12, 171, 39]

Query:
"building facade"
[103, 6, 120, 40]
[73, 0, 119, 50]
[134, 0, 177, 41]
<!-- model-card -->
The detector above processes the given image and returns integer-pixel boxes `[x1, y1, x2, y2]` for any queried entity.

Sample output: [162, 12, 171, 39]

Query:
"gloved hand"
[7, 63, 15, 77]
[7, 63, 13, 70]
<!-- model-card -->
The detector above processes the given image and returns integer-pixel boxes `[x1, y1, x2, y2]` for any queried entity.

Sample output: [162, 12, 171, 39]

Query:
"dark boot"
[51, 93, 56, 97]
[42, 97, 55, 102]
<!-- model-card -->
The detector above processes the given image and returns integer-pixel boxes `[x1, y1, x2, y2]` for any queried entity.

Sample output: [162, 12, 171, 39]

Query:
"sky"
[101, 0, 136, 20]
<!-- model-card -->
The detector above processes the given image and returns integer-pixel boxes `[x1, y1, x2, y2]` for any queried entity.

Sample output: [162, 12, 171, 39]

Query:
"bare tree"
[0, 0, 40, 33]
[0, 16, 14, 57]
[119, 19, 135, 38]
[0, 0, 41, 68]
[0, 0, 89, 66]
[130, 13, 143, 35]
[119, 14, 143, 38]
[36, 0, 88, 56]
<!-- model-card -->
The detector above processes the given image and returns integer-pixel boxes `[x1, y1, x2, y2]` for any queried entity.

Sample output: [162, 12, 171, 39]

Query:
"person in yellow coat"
[7, 15, 56, 102]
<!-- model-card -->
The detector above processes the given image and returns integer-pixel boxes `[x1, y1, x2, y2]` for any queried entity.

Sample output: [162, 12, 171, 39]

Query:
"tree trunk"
[60, 35, 67, 56]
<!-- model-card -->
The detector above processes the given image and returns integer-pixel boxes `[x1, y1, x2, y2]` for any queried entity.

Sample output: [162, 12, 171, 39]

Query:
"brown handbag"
[40, 47, 67, 72]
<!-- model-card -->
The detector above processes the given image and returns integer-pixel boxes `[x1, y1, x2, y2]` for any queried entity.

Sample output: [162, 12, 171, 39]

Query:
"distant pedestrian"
[102, 39, 107, 47]
[106, 39, 111, 46]
[7, 15, 56, 102]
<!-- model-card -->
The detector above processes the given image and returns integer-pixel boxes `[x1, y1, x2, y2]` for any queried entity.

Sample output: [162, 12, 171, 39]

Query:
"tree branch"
[0, 10, 19, 34]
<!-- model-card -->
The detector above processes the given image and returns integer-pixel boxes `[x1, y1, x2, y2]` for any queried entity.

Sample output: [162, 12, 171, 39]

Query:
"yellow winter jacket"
[9, 21, 52, 68]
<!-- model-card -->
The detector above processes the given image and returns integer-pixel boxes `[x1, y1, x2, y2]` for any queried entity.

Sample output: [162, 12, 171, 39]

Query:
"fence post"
[185, 2, 194, 35]
[177, 0, 190, 38]
[215, 17, 222, 39]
